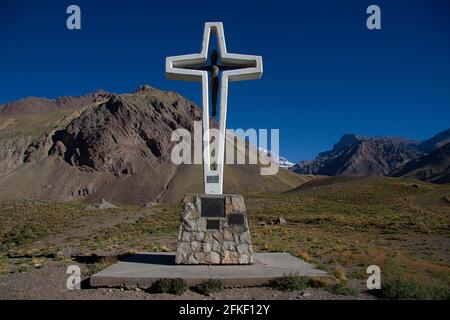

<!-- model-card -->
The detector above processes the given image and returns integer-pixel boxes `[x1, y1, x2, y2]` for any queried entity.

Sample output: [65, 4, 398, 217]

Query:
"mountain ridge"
[0, 85, 309, 204]
[291, 130, 450, 183]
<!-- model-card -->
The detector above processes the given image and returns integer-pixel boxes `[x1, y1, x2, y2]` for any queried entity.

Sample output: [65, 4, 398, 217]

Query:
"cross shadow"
[72, 253, 175, 265]
[120, 253, 175, 265]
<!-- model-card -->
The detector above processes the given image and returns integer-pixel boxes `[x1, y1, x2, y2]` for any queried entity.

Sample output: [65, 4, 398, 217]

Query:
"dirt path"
[19, 207, 154, 253]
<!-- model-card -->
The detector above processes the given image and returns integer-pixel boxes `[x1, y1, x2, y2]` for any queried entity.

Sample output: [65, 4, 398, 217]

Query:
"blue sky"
[0, 0, 449, 161]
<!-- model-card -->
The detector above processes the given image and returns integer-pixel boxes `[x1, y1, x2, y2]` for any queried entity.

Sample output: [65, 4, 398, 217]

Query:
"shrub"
[149, 278, 187, 295]
[170, 278, 188, 295]
[2, 225, 46, 246]
[86, 255, 118, 276]
[150, 278, 172, 293]
[269, 274, 309, 292]
[334, 266, 347, 281]
[297, 251, 312, 263]
[194, 279, 224, 296]
[378, 276, 449, 300]
[327, 283, 358, 296]
[308, 276, 339, 288]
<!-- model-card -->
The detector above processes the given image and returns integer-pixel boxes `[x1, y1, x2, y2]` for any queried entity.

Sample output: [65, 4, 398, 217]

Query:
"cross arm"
[165, 54, 207, 82]
[221, 54, 263, 82]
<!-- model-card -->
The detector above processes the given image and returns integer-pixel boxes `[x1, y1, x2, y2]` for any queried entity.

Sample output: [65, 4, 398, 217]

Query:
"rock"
[86, 199, 117, 210]
[52, 141, 66, 156]
[223, 230, 234, 241]
[191, 241, 201, 252]
[133, 84, 154, 93]
[201, 241, 212, 253]
[194, 252, 205, 261]
[238, 254, 251, 264]
[231, 196, 246, 212]
[195, 231, 205, 241]
[236, 244, 248, 254]
[181, 232, 191, 242]
[187, 254, 199, 264]
[212, 240, 221, 252]
[241, 232, 252, 244]
[222, 251, 239, 264]
[213, 231, 223, 242]
[205, 252, 221, 264]
[144, 202, 157, 208]
[98, 199, 117, 209]
[300, 291, 312, 298]
[222, 241, 236, 251]
[276, 217, 286, 225]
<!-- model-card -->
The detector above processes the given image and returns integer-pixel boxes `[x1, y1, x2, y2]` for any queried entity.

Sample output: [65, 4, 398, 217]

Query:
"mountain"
[257, 147, 295, 169]
[0, 90, 109, 115]
[390, 143, 450, 184]
[291, 130, 450, 182]
[416, 129, 450, 153]
[0, 85, 310, 205]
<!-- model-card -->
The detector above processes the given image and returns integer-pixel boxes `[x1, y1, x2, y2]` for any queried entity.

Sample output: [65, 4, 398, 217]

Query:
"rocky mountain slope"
[0, 85, 309, 205]
[0, 90, 109, 115]
[390, 142, 450, 184]
[291, 130, 450, 183]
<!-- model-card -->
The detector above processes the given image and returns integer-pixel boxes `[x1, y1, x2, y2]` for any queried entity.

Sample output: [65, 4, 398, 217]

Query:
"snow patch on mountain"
[258, 147, 295, 169]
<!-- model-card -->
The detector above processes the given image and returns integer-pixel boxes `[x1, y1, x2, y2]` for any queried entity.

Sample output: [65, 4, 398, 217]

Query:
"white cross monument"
[166, 22, 263, 195]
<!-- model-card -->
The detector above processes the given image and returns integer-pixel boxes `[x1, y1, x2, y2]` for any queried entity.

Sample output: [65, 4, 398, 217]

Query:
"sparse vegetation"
[149, 278, 187, 295]
[249, 177, 450, 299]
[333, 266, 347, 281]
[378, 275, 450, 300]
[0, 177, 448, 299]
[194, 279, 224, 296]
[269, 274, 310, 291]
[85, 255, 118, 276]
[326, 283, 358, 296]
[269, 273, 358, 296]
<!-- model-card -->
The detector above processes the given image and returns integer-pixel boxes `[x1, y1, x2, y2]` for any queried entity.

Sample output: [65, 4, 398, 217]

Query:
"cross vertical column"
[166, 22, 263, 195]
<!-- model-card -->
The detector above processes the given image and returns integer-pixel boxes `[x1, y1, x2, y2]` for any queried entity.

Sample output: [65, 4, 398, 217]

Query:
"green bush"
[171, 278, 188, 295]
[379, 276, 449, 300]
[149, 278, 187, 295]
[151, 278, 172, 293]
[195, 279, 224, 296]
[2, 225, 47, 246]
[327, 283, 358, 296]
[269, 274, 309, 292]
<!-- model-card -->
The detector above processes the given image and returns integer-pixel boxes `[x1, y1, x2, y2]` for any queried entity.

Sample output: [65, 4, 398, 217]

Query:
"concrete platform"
[90, 252, 328, 288]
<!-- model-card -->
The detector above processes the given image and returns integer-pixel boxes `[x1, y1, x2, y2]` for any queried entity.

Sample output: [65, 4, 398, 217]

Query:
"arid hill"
[0, 85, 310, 205]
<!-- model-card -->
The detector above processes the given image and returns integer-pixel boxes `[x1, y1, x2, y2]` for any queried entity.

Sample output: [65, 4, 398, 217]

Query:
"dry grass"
[248, 177, 450, 299]
[0, 176, 448, 299]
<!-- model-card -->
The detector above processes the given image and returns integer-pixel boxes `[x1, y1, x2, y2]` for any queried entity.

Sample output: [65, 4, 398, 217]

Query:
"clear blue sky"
[0, 0, 449, 161]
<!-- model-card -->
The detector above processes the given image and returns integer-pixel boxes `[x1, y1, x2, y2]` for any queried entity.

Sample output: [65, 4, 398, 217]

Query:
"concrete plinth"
[89, 252, 328, 288]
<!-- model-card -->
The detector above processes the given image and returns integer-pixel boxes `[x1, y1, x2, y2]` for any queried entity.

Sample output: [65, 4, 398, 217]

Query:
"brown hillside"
[0, 86, 309, 205]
